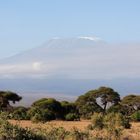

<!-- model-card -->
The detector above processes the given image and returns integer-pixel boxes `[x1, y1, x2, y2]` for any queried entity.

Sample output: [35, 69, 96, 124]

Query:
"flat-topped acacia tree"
[0, 91, 22, 111]
[94, 87, 120, 112]
[76, 87, 120, 117]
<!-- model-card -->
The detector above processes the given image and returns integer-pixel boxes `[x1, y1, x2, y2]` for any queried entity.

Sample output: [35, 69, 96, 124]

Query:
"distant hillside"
[0, 37, 140, 105]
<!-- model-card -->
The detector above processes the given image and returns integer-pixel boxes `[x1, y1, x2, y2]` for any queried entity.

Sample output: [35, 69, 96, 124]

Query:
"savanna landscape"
[0, 87, 140, 140]
[0, 1, 140, 140]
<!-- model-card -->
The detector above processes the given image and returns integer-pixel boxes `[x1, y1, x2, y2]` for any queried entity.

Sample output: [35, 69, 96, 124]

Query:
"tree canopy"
[0, 91, 22, 111]
[76, 87, 120, 118]
[121, 95, 140, 114]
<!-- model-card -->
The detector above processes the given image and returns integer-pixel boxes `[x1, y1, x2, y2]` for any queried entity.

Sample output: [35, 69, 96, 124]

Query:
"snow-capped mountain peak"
[78, 36, 102, 41]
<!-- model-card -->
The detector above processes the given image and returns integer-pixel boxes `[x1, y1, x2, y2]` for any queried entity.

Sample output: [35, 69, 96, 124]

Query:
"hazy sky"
[0, 0, 140, 58]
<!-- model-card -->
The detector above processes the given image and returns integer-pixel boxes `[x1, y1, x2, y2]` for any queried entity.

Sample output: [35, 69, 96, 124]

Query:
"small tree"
[121, 95, 140, 115]
[76, 94, 103, 119]
[32, 98, 62, 119]
[0, 91, 22, 111]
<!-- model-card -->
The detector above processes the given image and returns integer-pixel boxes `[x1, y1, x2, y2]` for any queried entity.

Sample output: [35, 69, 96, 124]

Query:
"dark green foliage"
[61, 101, 77, 114]
[32, 98, 63, 119]
[76, 86, 120, 118]
[0, 114, 43, 140]
[65, 113, 79, 121]
[89, 113, 131, 130]
[107, 104, 122, 113]
[27, 107, 55, 122]
[76, 94, 103, 119]
[89, 113, 104, 130]
[121, 116, 131, 129]
[32, 98, 61, 111]
[88, 113, 131, 139]
[1, 91, 22, 103]
[107, 104, 130, 116]
[0, 91, 22, 111]
[27, 106, 41, 119]
[121, 95, 140, 115]
[131, 111, 140, 122]
[31, 109, 55, 123]
[11, 106, 28, 120]
[94, 87, 120, 112]
[61, 101, 79, 120]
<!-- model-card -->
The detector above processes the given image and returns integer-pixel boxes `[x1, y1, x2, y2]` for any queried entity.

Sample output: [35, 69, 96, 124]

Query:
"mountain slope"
[0, 37, 140, 105]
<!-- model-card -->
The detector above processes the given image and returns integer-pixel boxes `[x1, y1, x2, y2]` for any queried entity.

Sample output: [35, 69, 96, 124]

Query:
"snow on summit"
[78, 36, 102, 41]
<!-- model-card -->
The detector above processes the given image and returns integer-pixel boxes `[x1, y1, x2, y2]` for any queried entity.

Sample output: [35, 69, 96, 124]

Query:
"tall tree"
[0, 91, 22, 110]
[76, 93, 103, 118]
[76, 87, 120, 117]
[94, 87, 120, 112]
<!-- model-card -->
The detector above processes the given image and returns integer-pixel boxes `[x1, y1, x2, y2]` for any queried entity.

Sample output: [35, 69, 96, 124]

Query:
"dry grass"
[9, 120, 140, 140]
[122, 122, 140, 140]
[9, 120, 91, 131]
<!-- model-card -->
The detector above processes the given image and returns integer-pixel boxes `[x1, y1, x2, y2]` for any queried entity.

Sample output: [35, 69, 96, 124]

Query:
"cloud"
[32, 62, 42, 71]
[0, 61, 43, 74]
[0, 41, 140, 80]
[78, 36, 102, 41]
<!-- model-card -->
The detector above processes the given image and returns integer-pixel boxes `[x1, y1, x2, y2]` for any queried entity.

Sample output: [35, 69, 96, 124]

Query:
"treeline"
[0, 87, 140, 122]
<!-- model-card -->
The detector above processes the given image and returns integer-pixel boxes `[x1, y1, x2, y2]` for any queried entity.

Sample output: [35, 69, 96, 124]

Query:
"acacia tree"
[94, 87, 120, 112]
[76, 87, 120, 117]
[76, 93, 103, 118]
[121, 95, 140, 115]
[0, 91, 22, 111]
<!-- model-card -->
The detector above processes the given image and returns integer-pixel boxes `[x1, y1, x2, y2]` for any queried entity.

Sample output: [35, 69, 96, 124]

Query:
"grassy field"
[9, 120, 140, 140]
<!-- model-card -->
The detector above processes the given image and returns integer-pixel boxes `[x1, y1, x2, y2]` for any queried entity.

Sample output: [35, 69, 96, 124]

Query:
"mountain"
[0, 37, 140, 105]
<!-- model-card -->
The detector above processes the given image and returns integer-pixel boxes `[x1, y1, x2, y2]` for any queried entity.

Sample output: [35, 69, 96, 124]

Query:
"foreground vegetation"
[0, 87, 140, 139]
[0, 113, 140, 140]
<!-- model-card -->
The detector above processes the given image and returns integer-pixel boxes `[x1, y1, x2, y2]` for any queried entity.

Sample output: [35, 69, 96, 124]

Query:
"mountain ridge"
[0, 37, 140, 105]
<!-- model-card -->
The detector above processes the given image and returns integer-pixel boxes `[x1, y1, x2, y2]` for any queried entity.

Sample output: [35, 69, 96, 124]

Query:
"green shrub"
[31, 109, 55, 123]
[65, 113, 79, 121]
[88, 113, 131, 140]
[0, 115, 43, 140]
[90, 113, 104, 130]
[70, 128, 92, 140]
[31, 98, 63, 119]
[131, 110, 140, 122]
[11, 107, 29, 120]
[104, 113, 131, 129]
[121, 116, 131, 129]
[27, 106, 41, 119]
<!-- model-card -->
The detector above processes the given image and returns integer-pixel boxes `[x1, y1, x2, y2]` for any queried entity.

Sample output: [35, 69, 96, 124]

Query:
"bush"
[27, 107, 55, 122]
[131, 111, 140, 122]
[88, 113, 131, 139]
[27, 106, 41, 119]
[31, 109, 55, 123]
[121, 116, 131, 129]
[70, 127, 92, 140]
[31, 98, 63, 119]
[104, 113, 131, 129]
[10, 107, 29, 120]
[89, 113, 104, 130]
[65, 113, 79, 121]
[0, 114, 43, 140]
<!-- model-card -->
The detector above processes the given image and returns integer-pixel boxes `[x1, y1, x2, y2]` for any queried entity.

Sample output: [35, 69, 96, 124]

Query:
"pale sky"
[0, 0, 140, 58]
